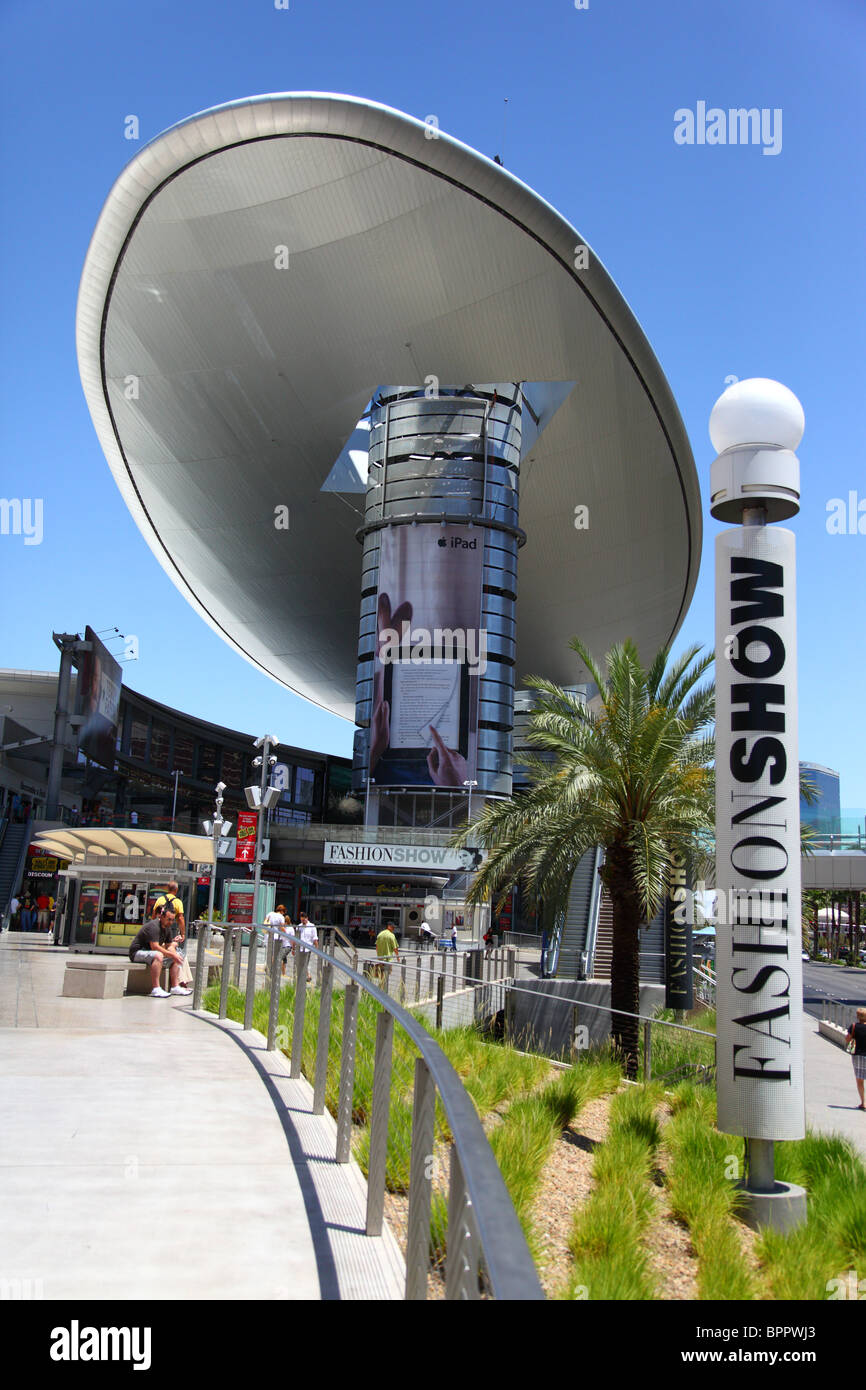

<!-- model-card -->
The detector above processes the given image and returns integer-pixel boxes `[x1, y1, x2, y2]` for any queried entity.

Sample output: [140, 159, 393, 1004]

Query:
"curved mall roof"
[77, 93, 701, 721]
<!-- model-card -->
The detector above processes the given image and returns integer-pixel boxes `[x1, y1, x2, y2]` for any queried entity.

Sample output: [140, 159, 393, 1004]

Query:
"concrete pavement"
[0, 933, 404, 1300]
[802, 1012, 866, 1160]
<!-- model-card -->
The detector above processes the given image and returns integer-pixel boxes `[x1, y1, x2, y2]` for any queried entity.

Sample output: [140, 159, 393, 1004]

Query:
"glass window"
[198, 744, 219, 781]
[172, 734, 194, 775]
[377, 793, 397, 826]
[221, 749, 244, 787]
[294, 766, 317, 807]
[129, 720, 148, 760]
[150, 724, 171, 769]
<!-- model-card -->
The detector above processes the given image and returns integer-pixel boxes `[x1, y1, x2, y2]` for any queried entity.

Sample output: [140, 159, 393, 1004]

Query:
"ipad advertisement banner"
[78, 625, 123, 770]
[371, 523, 485, 787]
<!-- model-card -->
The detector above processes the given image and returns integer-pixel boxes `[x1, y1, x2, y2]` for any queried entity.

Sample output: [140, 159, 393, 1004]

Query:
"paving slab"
[802, 1014, 866, 1160]
[0, 933, 404, 1300]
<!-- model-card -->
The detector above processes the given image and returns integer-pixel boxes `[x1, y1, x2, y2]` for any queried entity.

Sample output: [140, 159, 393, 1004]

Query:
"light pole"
[195, 782, 232, 1010]
[709, 377, 807, 1232]
[170, 769, 182, 830]
[463, 779, 478, 825]
[244, 735, 281, 1030]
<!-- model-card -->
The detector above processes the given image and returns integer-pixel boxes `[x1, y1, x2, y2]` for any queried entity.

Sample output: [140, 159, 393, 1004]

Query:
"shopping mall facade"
[19, 93, 705, 968]
[0, 662, 542, 942]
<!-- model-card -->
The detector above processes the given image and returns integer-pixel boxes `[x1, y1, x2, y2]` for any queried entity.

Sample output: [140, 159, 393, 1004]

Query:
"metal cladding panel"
[77, 93, 700, 723]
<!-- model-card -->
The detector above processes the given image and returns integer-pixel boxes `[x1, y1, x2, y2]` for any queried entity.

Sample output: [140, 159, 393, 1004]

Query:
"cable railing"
[189, 919, 543, 1301]
[428, 972, 717, 1084]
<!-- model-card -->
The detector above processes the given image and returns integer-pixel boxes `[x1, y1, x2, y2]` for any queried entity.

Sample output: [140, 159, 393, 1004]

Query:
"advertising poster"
[235, 811, 258, 862]
[370, 523, 484, 787]
[78, 626, 123, 769]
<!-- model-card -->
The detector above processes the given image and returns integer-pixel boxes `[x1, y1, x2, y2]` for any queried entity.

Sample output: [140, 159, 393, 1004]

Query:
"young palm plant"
[459, 638, 715, 1077]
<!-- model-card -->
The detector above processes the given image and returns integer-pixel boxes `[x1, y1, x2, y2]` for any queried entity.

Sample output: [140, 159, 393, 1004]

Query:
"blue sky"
[1, 0, 864, 806]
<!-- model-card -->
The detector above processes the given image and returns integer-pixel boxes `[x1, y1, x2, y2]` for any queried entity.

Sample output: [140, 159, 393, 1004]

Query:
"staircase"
[589, 889, 665, 983]
[0, 819, 30, 917]
[554, 847, 602, 978]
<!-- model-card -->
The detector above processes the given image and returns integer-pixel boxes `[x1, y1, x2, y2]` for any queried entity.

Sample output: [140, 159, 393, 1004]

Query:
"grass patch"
[663, 1082, 754, 1300]
[561, 1085, 663, 1300]
[756, 1132, 866, 1299]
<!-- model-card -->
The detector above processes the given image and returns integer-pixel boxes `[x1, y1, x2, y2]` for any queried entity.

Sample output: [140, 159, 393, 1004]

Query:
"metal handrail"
[190, 919, 544, 1301]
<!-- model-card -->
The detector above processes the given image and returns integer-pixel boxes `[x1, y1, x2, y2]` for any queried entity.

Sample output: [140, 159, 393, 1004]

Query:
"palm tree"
[459, 638, 715, 1076]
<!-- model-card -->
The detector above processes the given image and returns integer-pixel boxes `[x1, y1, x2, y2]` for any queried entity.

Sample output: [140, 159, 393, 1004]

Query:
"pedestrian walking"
[845, 1007, 866, 1111]
[450, 921, 458, 952]
[297, 911, 318, 984]
[374, 923, 400, 988]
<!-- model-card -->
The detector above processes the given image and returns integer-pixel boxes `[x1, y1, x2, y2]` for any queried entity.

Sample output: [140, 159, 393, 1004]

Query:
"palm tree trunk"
[605, 846, 642, 1078]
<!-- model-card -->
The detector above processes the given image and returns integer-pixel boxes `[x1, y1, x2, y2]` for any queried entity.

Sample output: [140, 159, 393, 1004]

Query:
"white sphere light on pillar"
[709, 377, 804, 524]
[709, 377, 805, 454]
[711, 374, 808, 1233]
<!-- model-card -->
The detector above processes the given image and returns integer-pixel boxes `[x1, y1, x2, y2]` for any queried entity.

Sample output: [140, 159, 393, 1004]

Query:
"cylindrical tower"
[354, 384, 524, 822]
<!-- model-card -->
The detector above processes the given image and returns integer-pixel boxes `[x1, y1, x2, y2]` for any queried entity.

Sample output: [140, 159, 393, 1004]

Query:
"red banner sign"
[235, 811, 258, 863]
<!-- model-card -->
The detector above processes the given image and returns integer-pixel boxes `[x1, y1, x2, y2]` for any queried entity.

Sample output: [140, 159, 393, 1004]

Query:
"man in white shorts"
[128, 908, 189, 997]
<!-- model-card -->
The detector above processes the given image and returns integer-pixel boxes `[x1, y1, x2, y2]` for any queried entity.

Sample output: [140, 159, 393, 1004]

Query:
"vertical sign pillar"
[709, 378, 808, 1232]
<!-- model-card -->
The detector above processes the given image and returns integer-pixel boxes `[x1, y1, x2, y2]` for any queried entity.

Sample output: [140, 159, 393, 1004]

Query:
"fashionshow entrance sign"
[714, 526, 804, 1141]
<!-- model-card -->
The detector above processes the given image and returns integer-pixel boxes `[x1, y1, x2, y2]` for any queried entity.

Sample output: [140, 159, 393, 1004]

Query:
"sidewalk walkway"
[0, 934, 403, 1300]
[802, 1013, 866, 1160]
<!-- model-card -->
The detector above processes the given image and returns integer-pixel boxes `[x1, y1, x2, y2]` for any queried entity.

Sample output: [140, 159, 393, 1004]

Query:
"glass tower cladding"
[353, 385, 524, 822]
[799, 762, 841, 835]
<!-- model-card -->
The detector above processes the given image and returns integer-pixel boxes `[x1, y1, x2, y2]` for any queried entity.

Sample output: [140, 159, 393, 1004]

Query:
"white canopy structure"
[33, 827, 214, 866]
[77, 94, 702, 719]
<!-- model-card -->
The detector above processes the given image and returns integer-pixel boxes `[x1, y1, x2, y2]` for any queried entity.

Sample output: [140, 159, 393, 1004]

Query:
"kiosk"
[31, 827, 213, 953]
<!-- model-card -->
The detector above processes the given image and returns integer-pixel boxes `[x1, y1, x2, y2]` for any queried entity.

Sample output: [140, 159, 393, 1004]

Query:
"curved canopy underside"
[77, 93, 701, 721]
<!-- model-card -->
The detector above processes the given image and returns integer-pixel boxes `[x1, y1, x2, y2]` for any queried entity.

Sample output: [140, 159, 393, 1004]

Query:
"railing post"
[436, 973, 445, 1029]
[445, 1146, 480, 1300]
[232, 925, 243, 987]
[366, 1011, 394, 1236]
[192, 921, 208, 1010]
[400, 961, 406, 1004]
[266, 938, 282, 1052]
[243, 926, 260, 1032]
[507, 947, 516, 979]
[643, 1020, 652, 1081]
[504, 984, 516, 1043]
[313, 961, 333, 1114]
[406, 1057, 435, 1301]
[291, 948, 308, 1079]
[336, 982, 360, 1163]
[218, 929, 232, 1019]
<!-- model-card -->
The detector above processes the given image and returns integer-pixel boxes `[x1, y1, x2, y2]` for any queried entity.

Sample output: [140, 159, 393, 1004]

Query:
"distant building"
[799, 762, 841, 835]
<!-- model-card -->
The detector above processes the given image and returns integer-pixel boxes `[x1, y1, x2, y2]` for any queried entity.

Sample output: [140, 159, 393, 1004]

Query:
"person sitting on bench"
[128, 907, 189, 998]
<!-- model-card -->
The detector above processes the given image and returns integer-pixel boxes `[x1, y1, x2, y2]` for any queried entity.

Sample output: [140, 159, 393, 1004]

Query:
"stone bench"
[62, 957, 174, 999]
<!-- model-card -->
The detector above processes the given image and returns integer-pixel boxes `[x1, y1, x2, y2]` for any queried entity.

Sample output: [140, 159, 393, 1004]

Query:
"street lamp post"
[463, 778, 478, 825]
[709, 377, 807, 1232]
[244, 735, 280, 1030]
[195, 782, 232, 1010]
